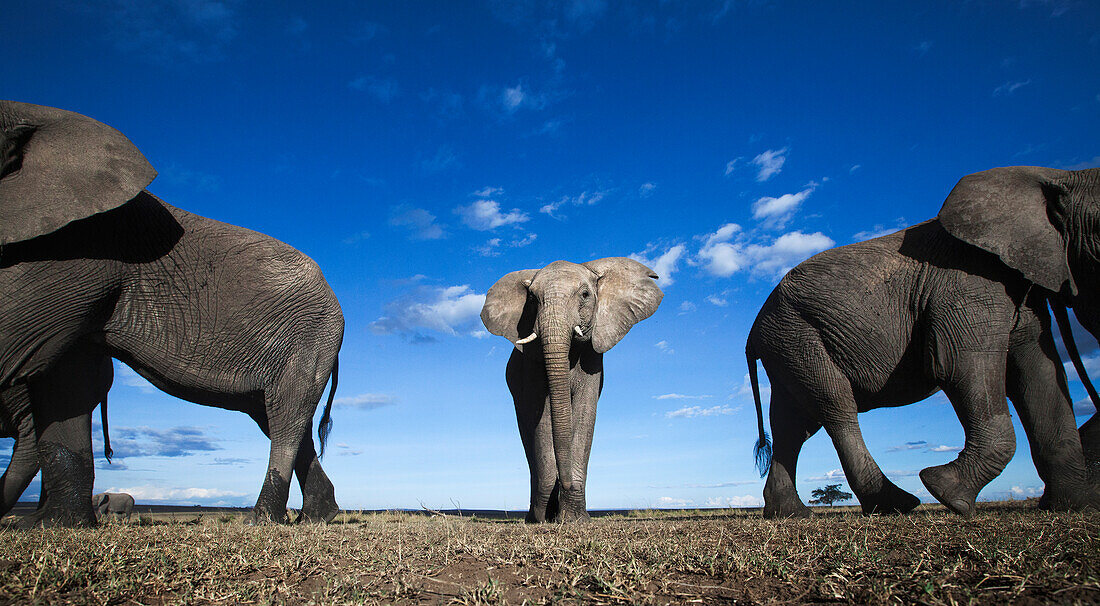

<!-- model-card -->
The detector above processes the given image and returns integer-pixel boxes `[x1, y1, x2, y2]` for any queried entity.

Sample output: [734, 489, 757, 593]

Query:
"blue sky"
[2, 0, 1099, 510]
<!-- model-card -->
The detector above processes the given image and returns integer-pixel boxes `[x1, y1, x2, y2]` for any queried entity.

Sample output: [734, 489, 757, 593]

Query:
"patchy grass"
[0, 502, 1096, 604]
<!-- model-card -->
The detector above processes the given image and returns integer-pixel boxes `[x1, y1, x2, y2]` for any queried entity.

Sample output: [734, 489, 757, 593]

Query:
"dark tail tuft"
[317, 356, 338, 459]
[747, 344, 771, 477]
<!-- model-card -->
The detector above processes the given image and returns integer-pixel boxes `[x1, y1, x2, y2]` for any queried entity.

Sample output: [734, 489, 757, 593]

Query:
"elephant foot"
[920, 464, 976, 518]
[552, 486, 589, 524]
[763, 499, 812, 519]
[297, 500, 340, 524]
[18, 505, 97, 529]
[860, 481, 920, 515]
[1038, 485, 1100, 512]
[250, 503, 290, 525]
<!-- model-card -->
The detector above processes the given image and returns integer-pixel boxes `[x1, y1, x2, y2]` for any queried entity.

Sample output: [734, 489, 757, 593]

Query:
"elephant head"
[481, 257, 663, 493]
[0, 100, 155, 245]
[938, 166, 1100, 335]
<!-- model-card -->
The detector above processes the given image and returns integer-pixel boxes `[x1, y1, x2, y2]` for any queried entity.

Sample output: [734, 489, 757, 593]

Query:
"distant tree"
[809, 484, 853, 506]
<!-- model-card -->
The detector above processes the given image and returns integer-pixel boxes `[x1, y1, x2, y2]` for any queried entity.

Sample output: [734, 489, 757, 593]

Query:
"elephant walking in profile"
[93, 492, 134, 521]
[482, 258, 663, 522]
[747, 166, 1100, 518]
[0, 100, 344, 527]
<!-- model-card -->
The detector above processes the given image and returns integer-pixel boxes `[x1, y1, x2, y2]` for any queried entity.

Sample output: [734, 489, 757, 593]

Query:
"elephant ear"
[583, 257, 664, 353]
[0, 100, 156, 245]
[938, 165, 1073, 295]
[481, 269, 539, 349]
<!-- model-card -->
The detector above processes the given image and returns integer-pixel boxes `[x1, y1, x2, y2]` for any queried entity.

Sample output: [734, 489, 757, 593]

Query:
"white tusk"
[515, 332, 538, 345]
[574, 326, 584, 337]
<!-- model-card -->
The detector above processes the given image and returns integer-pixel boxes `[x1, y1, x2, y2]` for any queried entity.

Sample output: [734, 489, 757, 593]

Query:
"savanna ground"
[0, 501, 1097, 605]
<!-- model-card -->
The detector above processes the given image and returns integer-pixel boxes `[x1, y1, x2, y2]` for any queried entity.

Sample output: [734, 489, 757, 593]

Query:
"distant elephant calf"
[482, 258, 663, 522]
[748, 166, 1100, 519]
[93, 492, 134, 521]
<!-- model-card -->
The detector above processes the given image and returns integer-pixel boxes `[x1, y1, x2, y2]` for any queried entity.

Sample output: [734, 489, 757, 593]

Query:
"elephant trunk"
[540, 305, 575, 493]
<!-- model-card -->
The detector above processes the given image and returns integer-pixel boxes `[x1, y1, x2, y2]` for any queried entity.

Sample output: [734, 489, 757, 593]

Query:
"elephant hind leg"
[294, 433, 339, 523]
[252, 379, 323, 524]
[762, 383, 819, 519]
[805, 355, 918, 515]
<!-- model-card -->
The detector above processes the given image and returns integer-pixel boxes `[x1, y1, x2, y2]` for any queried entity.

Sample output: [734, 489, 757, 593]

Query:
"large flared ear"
[938, 166, 1073, 295]
[481, 269, 539, 349]
[583, 257, 664, 353]
[0, 100, 156, 245]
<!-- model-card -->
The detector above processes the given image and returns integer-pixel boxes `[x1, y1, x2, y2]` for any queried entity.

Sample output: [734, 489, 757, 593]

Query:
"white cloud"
[1009, 485, 1042, 498]
[639, 182, 657, 197]
[724, 157, 743, 176]
[666, 405, 736, 418]
[333, 393, 395, 410]
[655, 496, 692, 508]
[370, 285, 486, 342]
[454, 199, 530, 231]
[705, 294, 728, 307]
[928, 445, 962, 453]
[735, 372, 770, 403]
[888, 441, 928, 452]
[473, 186, 504, 197]
[678, 301, 697, 314]
[539, 190, 608, 219]
[630, 244, 685, 288]
[806, 469, 847, 481]
[114, 485, 248, 504]
[653, 393, 712, 400]
[853, 223, 905, 242]
[704, 495, 763, 508]
[655, 340, 674, 355]
[752, 186, 815, 229]
[743, 231, 834, 279]
[752, 147, 788, 181]
[697, 223, 747, 277]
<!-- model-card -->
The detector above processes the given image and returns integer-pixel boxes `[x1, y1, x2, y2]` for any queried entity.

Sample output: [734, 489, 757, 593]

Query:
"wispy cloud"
[853, 221, 906, 242]
[370, 284, 486, 342]
[109, 426, 220, 459]
[390, 205, 446, 240]
[115, 362, 156, 394]
[654, 340, 675, 355]
[888, 440, 927, 452]
[112, 485, 248, 505]
[630, 244, 685, 287]
[653, 393, 712, 400]
[752, 185, 816, 229]
[993, 79, 1032, 96]
[421, 146, 460, 172]
[333, 393, 396, 411]
[639, 182, 657, 197]
[704, 495, 763, 508]
[104, 0, 242, 64]
[349, 75, 400, 103]
[752, 147, 788, 182]
[454, 199, 530, 230]
[539, 190, 608, 219]
[666, 405, 736, 418]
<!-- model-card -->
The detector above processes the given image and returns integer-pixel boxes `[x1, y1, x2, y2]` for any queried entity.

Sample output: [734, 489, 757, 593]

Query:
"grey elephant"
[747, 166, 1100, 518]
[93, 492, 134, 521]
[482, 258, 663, 522]
[0, 100, 344, 526]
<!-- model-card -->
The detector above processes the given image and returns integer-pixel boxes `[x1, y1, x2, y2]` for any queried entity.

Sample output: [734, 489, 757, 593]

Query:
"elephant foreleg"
[921, 351, 1016, 518]
[0, 384, 40, 517]
[509, 351, 557, 523]
[1007, 305, 1099, 511]
[556, 366, 601, 523]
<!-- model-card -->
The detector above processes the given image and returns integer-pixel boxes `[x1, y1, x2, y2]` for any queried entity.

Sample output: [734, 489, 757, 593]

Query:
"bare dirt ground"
[0, 501, 1096, 605]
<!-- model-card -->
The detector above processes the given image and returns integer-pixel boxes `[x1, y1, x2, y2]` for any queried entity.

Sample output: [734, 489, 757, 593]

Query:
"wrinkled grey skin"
[747, 166, 1100, 519]
[482, 258, 663, 522]
[0, 100, 345, 527]
[0, 344, 112, 518]
[93, 492, 134, 521]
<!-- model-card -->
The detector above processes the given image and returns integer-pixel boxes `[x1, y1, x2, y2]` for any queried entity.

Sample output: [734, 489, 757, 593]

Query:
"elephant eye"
[580, 289, 590, 300]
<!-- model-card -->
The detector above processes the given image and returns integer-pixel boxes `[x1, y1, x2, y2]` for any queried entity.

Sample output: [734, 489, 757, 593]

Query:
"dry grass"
[0, 502, 1096, 605]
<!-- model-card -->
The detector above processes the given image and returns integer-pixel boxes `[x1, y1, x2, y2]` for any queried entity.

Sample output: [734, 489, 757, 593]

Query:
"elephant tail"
[100, 395, 113, 464]
[747, 343, 771, 477]
[317, 355, 338, 459]
[1051, 302, 1100, 412]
